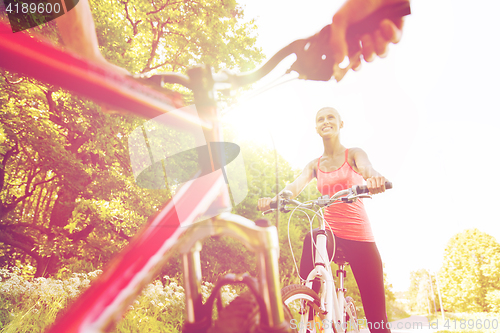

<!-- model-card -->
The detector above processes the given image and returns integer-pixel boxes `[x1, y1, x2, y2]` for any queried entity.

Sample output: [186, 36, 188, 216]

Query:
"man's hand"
[330, 0, 408, 71]
[56, 0, 129, 76]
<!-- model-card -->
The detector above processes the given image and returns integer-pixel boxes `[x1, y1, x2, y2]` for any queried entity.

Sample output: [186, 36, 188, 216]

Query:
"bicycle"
[263, 182, 392, 333]
[0, 3, 409, 332]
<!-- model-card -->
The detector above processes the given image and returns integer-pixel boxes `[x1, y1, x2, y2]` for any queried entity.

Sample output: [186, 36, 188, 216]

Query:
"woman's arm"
[257, 159, 316, 211]
[351, 148, 387, 194]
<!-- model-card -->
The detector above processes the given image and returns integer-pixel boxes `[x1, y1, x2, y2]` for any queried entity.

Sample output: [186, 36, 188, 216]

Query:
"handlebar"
[264, 181, 392, 215]
[139, 2, 411, 90]
[288, 2, 411, 81]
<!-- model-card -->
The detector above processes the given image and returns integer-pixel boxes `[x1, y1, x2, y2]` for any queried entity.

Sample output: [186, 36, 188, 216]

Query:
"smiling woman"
[257, 105, 394, 332]
[238, 0, 500, 296]
[315, 106, 343, 136]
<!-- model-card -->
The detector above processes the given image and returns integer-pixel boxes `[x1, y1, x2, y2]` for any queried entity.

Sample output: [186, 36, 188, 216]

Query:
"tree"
[406, 269, 440, 314]
[438, 229, 500, 312]
[0, 0, 263, 277]
[88, 0, 264, 74]
[486, 290, 500, 313]
[0, 78, 167, 276]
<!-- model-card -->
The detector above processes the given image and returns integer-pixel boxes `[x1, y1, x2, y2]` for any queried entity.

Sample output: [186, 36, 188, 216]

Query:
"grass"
[0, 267, 239, 333]
[3, 266, 498, 332]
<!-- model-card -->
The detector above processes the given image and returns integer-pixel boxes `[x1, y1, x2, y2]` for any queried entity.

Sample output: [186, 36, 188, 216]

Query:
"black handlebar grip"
[355, 181, 393, 194]
[269, 201, 277, 209]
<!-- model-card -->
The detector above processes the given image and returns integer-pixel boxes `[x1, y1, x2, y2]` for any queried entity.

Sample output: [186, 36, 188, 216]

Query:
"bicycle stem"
[188, 66, 224, 175]
[181, 65, 287, 329]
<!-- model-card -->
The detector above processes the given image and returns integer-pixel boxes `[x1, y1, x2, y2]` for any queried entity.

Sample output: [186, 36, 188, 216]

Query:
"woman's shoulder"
[304, 158, 319, 177]
[347, 147, 366, 158]
[347, 147, 367, 166]
[305, 158, 319, 169]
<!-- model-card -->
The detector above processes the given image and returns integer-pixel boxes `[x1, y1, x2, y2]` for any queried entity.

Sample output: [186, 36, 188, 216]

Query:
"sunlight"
[222, 91, 279, 148]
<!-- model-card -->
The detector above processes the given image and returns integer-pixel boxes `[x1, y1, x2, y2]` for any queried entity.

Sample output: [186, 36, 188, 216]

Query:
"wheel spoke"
[344, 297, 360, 333]
[282, 284, 324, 333]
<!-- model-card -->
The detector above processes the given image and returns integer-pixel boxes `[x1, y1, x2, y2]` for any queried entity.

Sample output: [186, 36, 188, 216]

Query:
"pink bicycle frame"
[0, 20, 285, 332]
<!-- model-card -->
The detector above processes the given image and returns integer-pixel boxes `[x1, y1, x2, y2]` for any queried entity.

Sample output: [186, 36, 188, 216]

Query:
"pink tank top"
[316, 149, 375, 242]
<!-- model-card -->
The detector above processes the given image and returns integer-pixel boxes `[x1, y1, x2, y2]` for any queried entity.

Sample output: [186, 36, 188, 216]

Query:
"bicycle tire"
[208, 291, 294, 333]
[281, 284, 324, 333]
[344, 296, 360, 333]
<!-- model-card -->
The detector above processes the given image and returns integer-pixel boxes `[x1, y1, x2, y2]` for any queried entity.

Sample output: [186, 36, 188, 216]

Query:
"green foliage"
[0, 0, 264, 278]
[230, 138, 297, 221]
[383, 269, 407, 322]
[0, 267, 238, 332]
[485, 290, 500, 313]
[278, 213, 305, 287]
[438, 229, 500, 313]
[200, 236, 258, 283]
[0, 78, 165, 275]
[0, 266, 101, 331]
[88, 0, 264, 74]
[407, 269, 440, 314]
[0, 124, 5, 146]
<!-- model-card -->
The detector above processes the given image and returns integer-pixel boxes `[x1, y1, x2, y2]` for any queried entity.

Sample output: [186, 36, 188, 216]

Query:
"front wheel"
[281, 284, 324, 333]
[344, 296, 360, 333]
[208, 291, 294, 333]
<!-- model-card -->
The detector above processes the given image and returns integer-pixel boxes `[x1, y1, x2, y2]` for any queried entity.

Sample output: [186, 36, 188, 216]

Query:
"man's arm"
[56, 0, 129, 75]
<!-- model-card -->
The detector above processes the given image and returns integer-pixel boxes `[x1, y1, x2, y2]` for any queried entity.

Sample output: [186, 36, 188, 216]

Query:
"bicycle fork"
[178, 213, 286, 331]
[336, 264, 347, 332]
[305, 230, 346, 333]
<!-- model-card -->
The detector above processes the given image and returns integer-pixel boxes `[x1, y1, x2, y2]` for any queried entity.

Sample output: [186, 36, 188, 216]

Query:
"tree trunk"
[35, 255, 61, 277]
[49, 184, 79, 228]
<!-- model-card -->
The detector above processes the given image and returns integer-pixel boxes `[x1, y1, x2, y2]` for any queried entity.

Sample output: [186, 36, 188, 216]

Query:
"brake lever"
[341, 197, 356, 203]
[341, 194, 372, 203]
[262, 209, 275, 215]
[317, 195, 332, 207]
[262, 206, 291, 215]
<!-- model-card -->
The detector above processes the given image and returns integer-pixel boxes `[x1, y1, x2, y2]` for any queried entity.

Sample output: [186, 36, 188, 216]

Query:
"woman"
[258, 107, 391, 333]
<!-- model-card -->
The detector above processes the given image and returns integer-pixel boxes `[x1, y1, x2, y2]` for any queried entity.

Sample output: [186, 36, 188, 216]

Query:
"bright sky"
[224, 0, 500, 291]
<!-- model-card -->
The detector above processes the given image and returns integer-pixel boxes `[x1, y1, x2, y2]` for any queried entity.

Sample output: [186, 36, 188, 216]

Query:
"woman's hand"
[366, 176, 387, 194]
[258, 198, 275, 212]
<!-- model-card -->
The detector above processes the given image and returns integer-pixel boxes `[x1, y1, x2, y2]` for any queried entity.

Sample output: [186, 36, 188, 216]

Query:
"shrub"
[0, 267, 238, 332]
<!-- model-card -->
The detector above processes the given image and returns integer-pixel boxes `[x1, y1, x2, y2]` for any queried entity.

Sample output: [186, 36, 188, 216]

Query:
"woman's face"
[315, 108, 343, 138]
